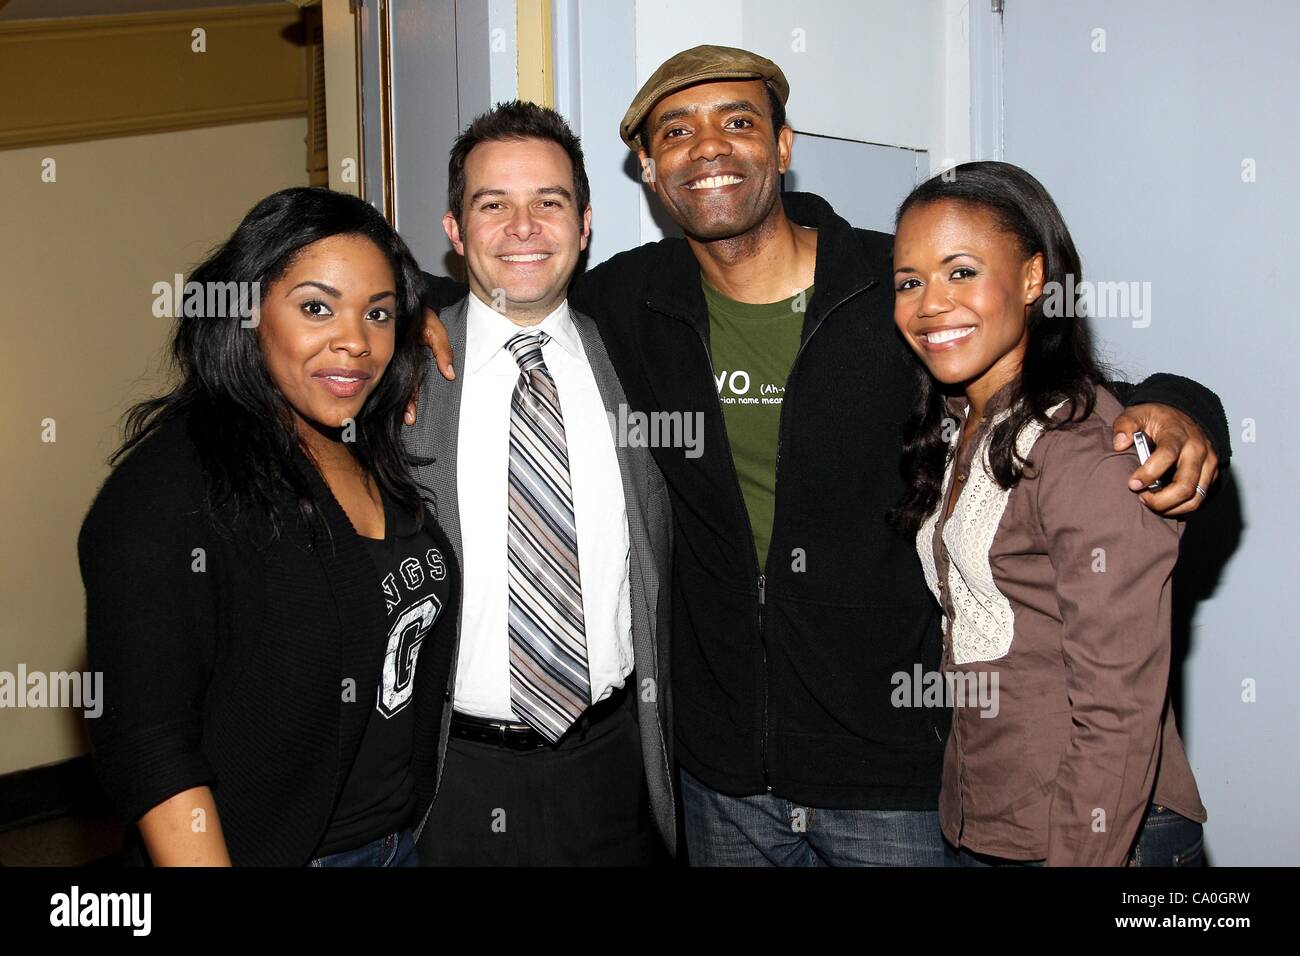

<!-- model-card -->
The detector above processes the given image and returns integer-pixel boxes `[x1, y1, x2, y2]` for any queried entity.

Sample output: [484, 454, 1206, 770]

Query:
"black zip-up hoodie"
[423, 190, 1230, 810]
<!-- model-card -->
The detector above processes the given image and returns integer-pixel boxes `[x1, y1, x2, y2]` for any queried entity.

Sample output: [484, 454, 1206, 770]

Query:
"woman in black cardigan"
[79, 187, 458, 866]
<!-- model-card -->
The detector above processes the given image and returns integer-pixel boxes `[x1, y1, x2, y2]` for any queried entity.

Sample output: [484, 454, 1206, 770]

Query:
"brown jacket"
[917, 384, 1205, 865]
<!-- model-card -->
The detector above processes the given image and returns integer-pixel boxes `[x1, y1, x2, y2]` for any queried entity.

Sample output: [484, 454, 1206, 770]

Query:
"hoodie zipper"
[762, 278, 876, 789]
[664, 271, 876, 796]
[772, 279, 877, 480]
[689, 319, 771, 791]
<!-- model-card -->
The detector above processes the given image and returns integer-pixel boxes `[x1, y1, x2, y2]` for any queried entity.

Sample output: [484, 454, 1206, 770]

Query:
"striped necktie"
[504, 330, 590, 743]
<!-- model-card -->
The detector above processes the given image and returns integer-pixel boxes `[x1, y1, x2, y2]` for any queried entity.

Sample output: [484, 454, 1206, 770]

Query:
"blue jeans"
[944, 843, 1045, 867]
[1129, 804, 1205, 867]
[308, 829, 419, 867]
[944, 803, 1205, 867]
[680, 767, 945, 866]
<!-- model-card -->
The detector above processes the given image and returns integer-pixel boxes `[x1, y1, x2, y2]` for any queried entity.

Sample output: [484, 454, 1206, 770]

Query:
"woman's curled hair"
[113, 186, 434, 543]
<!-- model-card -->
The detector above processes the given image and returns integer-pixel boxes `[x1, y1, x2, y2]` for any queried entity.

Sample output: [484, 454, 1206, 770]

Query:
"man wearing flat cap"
[420, 44, 1231, 866]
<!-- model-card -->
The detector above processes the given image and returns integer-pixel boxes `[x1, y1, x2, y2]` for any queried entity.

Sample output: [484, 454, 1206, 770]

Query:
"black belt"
[450, 681, 631, 751]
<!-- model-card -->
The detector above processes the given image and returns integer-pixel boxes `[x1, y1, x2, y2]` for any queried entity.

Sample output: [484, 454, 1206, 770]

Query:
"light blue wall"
[552, 0, 642, 269]
[785, 133, 927, 234]
[359, 0, 517, 273]
[998, 0, 1299, 864]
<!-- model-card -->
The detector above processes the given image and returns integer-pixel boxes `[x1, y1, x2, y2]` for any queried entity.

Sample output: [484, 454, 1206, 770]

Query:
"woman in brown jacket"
[890, 161, 1207, 866]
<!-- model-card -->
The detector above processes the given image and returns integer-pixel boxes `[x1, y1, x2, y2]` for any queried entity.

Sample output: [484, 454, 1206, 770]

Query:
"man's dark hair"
[637, 82, 787, 153]
[448, 99, 590, 225]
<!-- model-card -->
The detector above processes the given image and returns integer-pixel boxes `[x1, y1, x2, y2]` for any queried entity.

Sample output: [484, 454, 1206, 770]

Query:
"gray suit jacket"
[404, 296, 676, 857]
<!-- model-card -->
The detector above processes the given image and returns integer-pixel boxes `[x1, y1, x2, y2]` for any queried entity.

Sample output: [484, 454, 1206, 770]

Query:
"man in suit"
[403, 100, 676, 865]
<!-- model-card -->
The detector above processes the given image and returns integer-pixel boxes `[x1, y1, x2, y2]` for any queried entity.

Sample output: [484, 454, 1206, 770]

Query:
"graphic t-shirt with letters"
[705, 278, 813, 570]
[315, 495, 454, 857]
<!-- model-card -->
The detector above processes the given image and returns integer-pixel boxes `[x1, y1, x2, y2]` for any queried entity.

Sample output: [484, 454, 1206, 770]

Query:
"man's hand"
[405, 306, 456, 426]
[1112, 403, 1220, 516]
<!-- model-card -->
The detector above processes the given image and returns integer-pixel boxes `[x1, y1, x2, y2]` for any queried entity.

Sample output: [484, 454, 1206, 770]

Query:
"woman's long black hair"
[114, 186, 434, 541]
[891, 161, 1110, 532]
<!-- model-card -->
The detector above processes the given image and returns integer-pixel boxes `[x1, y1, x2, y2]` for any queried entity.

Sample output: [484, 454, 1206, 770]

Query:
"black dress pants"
[419, 686, 662, 866]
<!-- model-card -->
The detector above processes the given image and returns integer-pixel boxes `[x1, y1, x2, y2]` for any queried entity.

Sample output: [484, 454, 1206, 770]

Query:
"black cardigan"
[78, 410, 458, 865]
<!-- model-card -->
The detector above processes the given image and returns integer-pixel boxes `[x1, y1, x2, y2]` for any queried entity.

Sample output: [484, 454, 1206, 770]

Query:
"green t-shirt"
[703, 278, 813, 571]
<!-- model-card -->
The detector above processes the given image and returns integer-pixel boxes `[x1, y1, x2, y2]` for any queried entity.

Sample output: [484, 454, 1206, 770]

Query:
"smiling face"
[893, 200, 1044, 402]
[256, 233, 397, 435]
[443, 136, 591, 325]
[637, 79, 791, 241]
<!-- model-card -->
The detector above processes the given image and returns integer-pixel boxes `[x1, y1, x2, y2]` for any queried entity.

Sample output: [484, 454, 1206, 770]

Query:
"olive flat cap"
[619, 44, 790, 150]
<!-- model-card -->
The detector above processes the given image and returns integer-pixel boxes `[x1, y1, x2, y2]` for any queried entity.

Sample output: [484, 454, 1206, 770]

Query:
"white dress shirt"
[453, 291, 633, 721]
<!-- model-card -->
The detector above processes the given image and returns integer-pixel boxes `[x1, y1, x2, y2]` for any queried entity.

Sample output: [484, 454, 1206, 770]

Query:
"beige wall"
[322, 0, 360, 196]
[0, 117, 308, 775]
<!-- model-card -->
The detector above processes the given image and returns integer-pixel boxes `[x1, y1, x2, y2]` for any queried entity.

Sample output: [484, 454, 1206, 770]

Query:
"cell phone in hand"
[1132, 431, 1165, 490]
